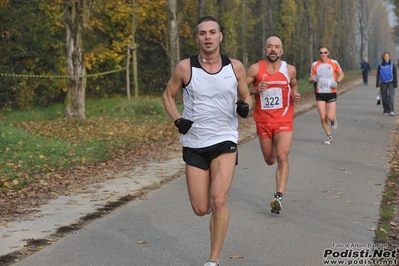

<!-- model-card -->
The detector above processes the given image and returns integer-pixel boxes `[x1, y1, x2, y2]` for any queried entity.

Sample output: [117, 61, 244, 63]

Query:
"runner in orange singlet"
[309, 45, 344, 145]
[246, 36, 300, 214]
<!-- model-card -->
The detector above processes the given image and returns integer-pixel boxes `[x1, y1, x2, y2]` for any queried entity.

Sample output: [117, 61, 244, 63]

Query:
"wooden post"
[126, 45, 131, 102]
[132, 0, 139, 98]
[132, 44, 138, 99]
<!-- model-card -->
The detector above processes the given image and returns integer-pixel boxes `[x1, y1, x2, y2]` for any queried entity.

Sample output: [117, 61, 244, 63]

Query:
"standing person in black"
[376, 52, 397, 116]
[360, 57, 371, 85]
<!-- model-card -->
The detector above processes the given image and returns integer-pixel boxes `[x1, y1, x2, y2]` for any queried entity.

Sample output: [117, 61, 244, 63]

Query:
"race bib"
[317, 77, 333, 93]
[260, 87, 283, 110]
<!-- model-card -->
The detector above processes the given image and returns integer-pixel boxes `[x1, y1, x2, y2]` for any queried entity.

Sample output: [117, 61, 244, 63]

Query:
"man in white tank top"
[162, 16, 252, 266]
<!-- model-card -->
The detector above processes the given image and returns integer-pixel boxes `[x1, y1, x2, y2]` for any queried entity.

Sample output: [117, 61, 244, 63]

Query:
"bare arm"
[246, 63, 267, 95]
[308, 75, 316, 84]
[308, 64, 317, 84]
[162, 59, 190, 121]
[232, 59, 252, 110]
[336, 70, 345, 84]
[288, 64, 301, 103]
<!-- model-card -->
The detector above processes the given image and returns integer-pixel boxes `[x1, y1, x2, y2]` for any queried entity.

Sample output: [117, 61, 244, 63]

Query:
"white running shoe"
[324, 135, 332, 145]
[204, 261, 219, 266]
[331, 115, 338, 130]
[390, 112, 395, 116]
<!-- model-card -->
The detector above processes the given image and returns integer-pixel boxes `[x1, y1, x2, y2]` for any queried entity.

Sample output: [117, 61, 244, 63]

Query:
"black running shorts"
[315, 92, 337, 103]
[183, 141, 238, 170]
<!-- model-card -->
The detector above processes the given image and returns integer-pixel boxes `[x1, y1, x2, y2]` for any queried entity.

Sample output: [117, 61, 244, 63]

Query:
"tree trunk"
[305, 0, 315, 67]
[217, 0, 225, 55]
[198, 0, 205, 19]
[356, 0, 379, 61]
[167, 0, 180, 74]
[64, 0, 87, 119]
[242, 0, 247, 67]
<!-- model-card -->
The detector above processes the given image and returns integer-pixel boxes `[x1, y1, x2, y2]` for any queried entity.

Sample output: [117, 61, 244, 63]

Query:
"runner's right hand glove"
[236, 100, 249, 118]
[174, 118, 193, 134]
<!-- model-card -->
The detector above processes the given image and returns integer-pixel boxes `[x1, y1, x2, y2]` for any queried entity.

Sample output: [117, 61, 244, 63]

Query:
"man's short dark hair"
[318, 45, 329, 51]
[197, 15, 222, 32]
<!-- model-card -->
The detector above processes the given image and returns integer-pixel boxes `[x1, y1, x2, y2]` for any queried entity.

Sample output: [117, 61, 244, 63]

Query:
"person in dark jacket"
[360, 57, 371, 85]
[376, 52, 397, 116]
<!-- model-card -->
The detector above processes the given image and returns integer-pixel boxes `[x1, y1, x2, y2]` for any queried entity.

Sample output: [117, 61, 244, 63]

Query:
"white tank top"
[180, 55, 239, 148]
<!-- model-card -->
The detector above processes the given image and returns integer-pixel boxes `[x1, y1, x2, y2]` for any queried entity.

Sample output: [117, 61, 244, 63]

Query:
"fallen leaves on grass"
[0, 116, 180, 223]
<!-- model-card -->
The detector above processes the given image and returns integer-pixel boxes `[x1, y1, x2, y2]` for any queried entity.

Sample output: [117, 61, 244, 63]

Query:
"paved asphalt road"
[13, 81, 398, 266]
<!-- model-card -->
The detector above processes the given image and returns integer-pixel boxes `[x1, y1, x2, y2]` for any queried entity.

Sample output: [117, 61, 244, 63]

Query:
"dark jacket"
[376, 61, 397, 88]
[360, 61, 371, 73]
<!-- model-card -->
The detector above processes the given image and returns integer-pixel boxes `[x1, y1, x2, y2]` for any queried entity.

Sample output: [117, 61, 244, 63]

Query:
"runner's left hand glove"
[330, 81, 338, 88]
[174, 118, 193, 134]
[236, 100, 249, 118]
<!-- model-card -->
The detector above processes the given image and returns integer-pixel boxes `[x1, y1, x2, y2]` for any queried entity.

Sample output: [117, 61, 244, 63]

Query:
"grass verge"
[0, 96, 176, 190]
[374, 121, 399, 253]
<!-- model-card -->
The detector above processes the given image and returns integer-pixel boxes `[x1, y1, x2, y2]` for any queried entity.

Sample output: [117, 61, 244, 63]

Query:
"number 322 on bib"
[260, 88, 283, 110]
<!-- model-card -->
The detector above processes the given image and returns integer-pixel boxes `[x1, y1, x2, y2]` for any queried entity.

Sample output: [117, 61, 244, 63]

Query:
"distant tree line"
[0, 0, 396, 111]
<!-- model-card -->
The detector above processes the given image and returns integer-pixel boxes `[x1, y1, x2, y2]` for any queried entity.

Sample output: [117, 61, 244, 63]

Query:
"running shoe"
[384, 113, 389, 116]
[270, 194, 282, 214]
[390, 112, 395, 116]
[331, 115, 338, 130]
[324, 135, 332, 145]
[204, 261, 219, 266]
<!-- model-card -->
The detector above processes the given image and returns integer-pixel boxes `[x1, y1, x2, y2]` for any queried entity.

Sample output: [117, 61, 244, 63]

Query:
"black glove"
[236, 100, 249, 118]
[174, 118, 193, 134]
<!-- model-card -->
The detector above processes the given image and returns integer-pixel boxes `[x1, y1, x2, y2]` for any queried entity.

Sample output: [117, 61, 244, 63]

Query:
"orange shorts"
[256, 121, 293, 139]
